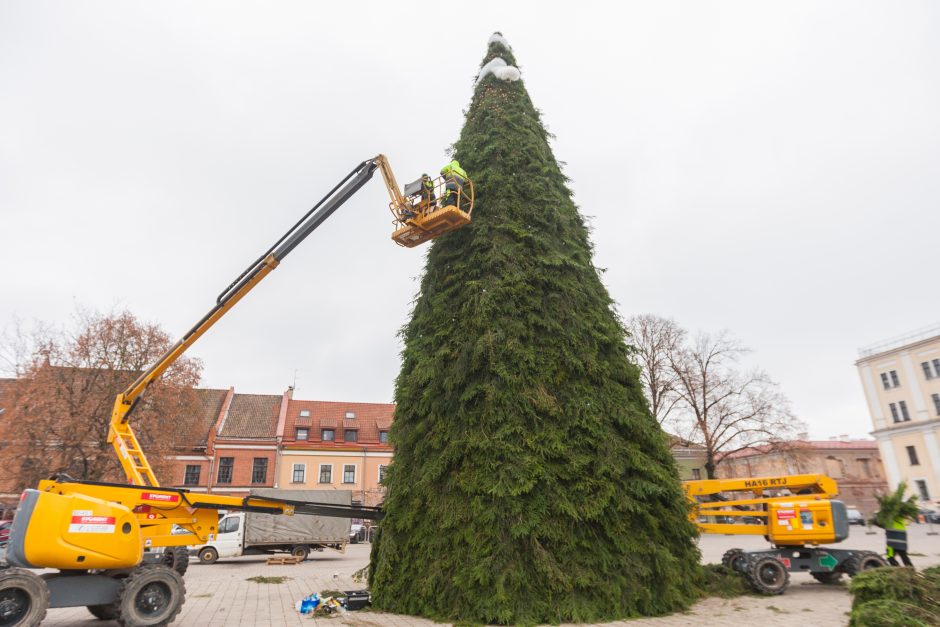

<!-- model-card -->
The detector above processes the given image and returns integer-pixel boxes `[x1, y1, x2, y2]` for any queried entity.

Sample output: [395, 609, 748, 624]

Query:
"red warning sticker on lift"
[69, 510, 116, 533]
[141, 492, 180, 503]
[776, 509, 796, 521]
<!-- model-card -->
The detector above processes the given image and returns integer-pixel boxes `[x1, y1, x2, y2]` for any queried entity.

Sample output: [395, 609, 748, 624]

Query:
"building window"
[691, 468, 702, 480]
[322, 429, 335, 441]
[251, 458, 268, 484]
[378, 464, 388, 484]
[890, 403, 900, 423]
[345, 411, 356, 419]
[183, 465, 201, 486]
[319, 464, 332, 483]
[825, 455, 845, 479]
[907, 446, 920, 466]
[915, 479, 930, 500]
[882, 370, 901, 389]
[344, 429, 358, 442]
[933, 393, 940, 416]
[300, 409, 310, 417]
[858, 458, 872, 478]
[217, 457, 234, 484]
[924, 362, 935, 380]
[934, 359, 940, 377]
[899, 400, 910, 421]
[296, 427, 309, 441]
[343, 464, 356, 484]
[292, 464, 305, 483]
[379, 430, 389, 443]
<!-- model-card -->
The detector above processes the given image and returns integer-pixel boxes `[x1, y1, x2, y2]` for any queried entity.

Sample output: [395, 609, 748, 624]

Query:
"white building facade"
[856, 324, 940, 506]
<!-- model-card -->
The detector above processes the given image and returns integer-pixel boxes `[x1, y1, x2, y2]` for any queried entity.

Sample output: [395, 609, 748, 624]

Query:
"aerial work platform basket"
[388, 174, 474, 248]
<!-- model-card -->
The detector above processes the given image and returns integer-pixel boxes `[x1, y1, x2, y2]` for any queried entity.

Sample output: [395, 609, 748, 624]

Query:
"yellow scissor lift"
[1, 154, 472, 627]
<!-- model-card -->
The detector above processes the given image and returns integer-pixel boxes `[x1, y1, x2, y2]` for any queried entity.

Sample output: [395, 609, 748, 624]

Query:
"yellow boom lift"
[0, 156, 473, 627]
[684, 474, 887, 594]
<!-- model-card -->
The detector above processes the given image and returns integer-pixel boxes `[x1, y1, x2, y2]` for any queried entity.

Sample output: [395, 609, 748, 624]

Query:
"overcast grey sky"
[2, 2, 938, 439]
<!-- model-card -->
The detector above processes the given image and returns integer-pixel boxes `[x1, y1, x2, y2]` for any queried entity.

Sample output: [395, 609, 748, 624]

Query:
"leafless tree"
[669, 331, 802, 479]
[627, 314, 685, 426]
[0, 309, 202, 492]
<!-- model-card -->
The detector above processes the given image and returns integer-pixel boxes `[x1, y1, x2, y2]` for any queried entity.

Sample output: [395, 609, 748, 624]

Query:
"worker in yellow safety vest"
[885, 517, 913, 567]
[421, 174, 436, 208]
[440, 160, 468, 210]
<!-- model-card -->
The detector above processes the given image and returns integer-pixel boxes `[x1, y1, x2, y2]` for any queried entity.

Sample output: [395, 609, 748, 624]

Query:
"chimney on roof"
[286, 386, 294, 399]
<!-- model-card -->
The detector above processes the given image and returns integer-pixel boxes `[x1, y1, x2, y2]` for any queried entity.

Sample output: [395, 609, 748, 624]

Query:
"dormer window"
[345, 411, 356, 419]
[300, 409, 310, 417]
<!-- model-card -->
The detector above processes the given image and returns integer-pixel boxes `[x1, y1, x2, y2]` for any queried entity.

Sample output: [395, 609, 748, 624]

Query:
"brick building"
[720, 439, 888, 516]
[276, 396, 394, 507]
[0, 378, 16, 514]
[165, 389, 285, 496]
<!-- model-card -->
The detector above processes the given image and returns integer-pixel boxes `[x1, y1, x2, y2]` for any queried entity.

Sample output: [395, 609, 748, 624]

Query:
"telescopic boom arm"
[108, 156, 403, 487]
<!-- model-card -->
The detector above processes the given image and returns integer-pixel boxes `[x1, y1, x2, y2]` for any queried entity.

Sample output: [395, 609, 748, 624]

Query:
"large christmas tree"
[370, 34, 701, 624]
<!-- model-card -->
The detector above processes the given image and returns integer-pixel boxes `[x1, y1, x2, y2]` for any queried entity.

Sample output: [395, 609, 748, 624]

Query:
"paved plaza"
[41, 525, 940, 626]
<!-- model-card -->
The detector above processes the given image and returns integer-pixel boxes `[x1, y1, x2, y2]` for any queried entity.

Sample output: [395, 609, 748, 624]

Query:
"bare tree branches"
[0, 309, 202, 492]
[628, 316, 804, 478]
[626, 315, 685, 426]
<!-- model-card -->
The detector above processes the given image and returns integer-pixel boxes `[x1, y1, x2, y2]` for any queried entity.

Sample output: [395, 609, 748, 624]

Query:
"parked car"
[0, 521, 11, 546]
[918, 508, 940, 524]
[846, 507, 866, 526]
[350, 523, 365, 544]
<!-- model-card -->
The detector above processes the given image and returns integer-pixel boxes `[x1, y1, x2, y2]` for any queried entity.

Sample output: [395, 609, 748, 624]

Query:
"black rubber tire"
[198, 547, 218, 565]
[161, 547, 190, 577]
[721, 548, 747, 572]
[290, 546, 309, 561]
[843, 552, 887, 577]
[810, 571, 844, 584]
[85, 569, 131, 621]
[116, 565, 185, 627]
[87, 604, 120, 620]
[0, 568, 49, 627]
[746, 556, 790, 595]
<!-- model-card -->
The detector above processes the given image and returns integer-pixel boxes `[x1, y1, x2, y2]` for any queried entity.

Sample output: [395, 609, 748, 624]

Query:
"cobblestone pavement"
[40, 526, 940, 626]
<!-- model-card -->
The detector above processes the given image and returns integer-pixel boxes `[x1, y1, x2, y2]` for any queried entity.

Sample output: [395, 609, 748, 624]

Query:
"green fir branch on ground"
[369, 34, 701, 625]
[848, 567, 940, 626]
[245, 575, 290, 584]
[699, 564, 751, 599]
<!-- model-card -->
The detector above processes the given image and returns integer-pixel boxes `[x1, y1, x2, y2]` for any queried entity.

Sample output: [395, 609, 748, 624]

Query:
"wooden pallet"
[266, 555, 304, 565]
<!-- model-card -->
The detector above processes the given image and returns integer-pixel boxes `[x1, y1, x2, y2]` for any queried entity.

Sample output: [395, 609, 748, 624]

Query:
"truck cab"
[212, 512, 246, 560]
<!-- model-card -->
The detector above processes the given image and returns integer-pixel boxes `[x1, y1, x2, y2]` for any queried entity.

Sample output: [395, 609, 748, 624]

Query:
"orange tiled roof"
[725, 439, 879, 459]
[284, 399, 394, 446]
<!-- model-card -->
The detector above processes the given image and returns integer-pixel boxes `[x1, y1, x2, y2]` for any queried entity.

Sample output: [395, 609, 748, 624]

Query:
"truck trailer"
[193, 489, 353, 564]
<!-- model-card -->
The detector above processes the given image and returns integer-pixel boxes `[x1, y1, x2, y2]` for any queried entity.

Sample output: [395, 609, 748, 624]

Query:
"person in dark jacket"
[886, 517, 913, 567]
